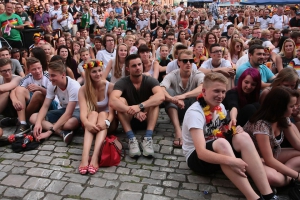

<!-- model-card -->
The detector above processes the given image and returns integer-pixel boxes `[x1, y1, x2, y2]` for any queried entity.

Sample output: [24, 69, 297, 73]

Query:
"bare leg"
[145, 105, 159, 131]
[213, 138, 260, 199]
[117, 97, 133, 132]
[278, 148, 300, 172]
[15, 87, 30, 122]
[80, 111, 98, 168]
[232, 132, 273, 196]
[0, 92, 9, 114]
[166, 107, 182, 144]
[90, 111, 108, 168]
[26, 91, 45, 119]
[61, 117, 80, 130]
[263, 164, 290, 187]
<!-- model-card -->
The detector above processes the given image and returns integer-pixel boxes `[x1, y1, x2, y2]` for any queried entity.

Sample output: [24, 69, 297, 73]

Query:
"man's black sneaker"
[14, 124, 31, 135]
[61, 130, 73, 145]
[0, 117, 18, 127]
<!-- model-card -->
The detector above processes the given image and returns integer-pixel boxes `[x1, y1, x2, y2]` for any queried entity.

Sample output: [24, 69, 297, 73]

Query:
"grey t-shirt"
[11, 59, 24, 75]
[113, 75, 159, 106]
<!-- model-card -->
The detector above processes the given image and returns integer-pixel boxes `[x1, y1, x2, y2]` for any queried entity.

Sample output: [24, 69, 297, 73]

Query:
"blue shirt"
[235, 61, 274, 85]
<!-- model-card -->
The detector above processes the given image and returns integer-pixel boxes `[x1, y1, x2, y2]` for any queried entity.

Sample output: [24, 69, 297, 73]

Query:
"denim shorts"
[27, 92, 58, 111]
[45, 108, 81, 123]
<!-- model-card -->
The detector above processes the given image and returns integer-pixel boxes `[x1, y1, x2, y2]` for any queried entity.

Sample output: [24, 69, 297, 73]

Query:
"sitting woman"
[275, 39, 296, 72]
[228, 38, 244, 68]
[223, 68, 261, 127]
[177, 30, 190, 47]
[57, 45, 80, 80]
[42, 43, 54, 66]
[138, 44, 159, 79]
[78, 60, 116, 175]
[193, 41, 207, 69]
[244, 86, 300, 187]
[103, 43, 128, 84]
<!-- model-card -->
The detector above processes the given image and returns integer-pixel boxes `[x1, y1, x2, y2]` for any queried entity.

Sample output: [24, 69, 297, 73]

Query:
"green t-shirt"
[0, 13, 23, 41]
[16, 12, 29, 24]
[118, 19, 127, 30]
[80, 12, 90, 28]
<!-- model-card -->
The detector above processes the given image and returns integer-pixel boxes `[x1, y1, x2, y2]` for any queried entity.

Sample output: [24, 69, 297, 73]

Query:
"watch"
[139, 103, 144, 112]
[105, 119, 110, 128]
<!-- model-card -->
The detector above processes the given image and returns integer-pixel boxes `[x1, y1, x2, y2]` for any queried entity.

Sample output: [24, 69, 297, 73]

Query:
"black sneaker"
[14, 124, 31, 135]
[61, 130, 73, 145]
[0, 117, 18, 127]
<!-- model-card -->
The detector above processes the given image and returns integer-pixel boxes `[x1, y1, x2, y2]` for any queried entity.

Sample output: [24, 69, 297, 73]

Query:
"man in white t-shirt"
[257, 9, 272, 30]
[96, 34, 116, 71]
[0, 58, 21, 122]
[270, 7, 289, 30]
[182, 72, 278, 200]
[49, 1, 62, 30]
[8, 57, 57, 135]
[173, 2, 184, 17]
[31, 61, 81, 145]
[136, 12, 148, 31]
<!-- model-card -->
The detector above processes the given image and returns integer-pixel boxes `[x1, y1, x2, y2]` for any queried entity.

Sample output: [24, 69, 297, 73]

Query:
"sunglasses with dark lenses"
[179, 59, 194, 64]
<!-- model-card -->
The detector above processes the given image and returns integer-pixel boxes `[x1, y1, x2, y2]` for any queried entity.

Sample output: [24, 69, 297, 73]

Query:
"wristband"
[49, 127, 55, 134]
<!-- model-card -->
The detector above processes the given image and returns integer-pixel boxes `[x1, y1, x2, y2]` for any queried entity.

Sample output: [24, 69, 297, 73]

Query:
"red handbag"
[99, 135, 123, 167]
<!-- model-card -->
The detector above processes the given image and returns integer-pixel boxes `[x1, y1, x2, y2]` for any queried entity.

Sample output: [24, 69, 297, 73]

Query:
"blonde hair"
[114, 43, 129, 79]
[203, 72, 228, 88]
[271, 67, 299, 89]
[84, 59, 103, 112]
[280, 38, 296, 57]
[48, 60, 66, 74]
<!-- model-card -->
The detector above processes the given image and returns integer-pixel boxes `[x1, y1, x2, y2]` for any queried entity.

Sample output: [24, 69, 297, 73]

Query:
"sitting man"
[7, 57, 56, 134]
[160, 50, 205, 148]
[235, 45, 275, 89]
[0, 58, 22, 119]
[110, 54, 164, 158]
[0, 47, 25, 77]
[182, 72, 278, 200]
[77, 47, 91, 84]
[199, 44, 235, 89]
[30, 61, 81, 145]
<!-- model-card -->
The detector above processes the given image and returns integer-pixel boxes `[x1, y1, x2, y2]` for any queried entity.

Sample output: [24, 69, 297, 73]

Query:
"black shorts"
[130, 117, 147, 130]
[187, 135, 241, 175]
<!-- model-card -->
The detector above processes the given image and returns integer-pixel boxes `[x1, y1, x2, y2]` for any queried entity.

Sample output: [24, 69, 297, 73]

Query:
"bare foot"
[37, 131, 52, 141]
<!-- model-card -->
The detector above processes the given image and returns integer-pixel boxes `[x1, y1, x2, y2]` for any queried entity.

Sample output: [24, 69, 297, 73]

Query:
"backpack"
[99, 135, 124, 167]
[289, 179, 300, 200]
[8, 133, 41, 153]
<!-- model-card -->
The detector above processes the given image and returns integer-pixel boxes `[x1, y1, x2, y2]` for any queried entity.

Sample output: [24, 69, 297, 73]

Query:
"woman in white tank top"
[78, 59, 116, 175]
[103, 43, 128, 83]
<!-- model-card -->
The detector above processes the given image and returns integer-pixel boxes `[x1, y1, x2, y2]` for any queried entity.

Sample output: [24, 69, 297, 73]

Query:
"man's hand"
[27, 84, 41, 92]
[33, 123, 42, 139]
[7, 23, 14, 28]
[174, 94, 186, 100]
[228, 157, 248, 177]
[127, 105, 140, 115]
[135, 111, 147, 122]
[12, 100, 23, 111]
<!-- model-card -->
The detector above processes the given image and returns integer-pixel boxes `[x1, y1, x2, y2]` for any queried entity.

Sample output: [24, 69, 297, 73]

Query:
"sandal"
[173, 138, 182, 148]
[78, 165, 89, 175]
[88, 165, 99, 175]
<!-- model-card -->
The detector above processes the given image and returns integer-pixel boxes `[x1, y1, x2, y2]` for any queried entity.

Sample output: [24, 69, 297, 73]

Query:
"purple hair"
[236, 68, 261, 108]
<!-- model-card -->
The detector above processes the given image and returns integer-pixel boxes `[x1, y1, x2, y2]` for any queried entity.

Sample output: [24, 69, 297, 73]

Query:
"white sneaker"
[141, 137, 154, 157]
[128, 137, 141, 158]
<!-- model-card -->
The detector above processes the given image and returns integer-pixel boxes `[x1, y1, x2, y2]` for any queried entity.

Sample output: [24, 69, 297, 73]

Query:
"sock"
[262, 193, 275, 200]
[126, 131, 135, 139]
[145, 130, 153, 138]
[20, 121, 27, 125]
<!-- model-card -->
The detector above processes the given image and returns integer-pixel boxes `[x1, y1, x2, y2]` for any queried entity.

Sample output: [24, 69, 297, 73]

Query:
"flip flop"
[173, 138, 182, 148]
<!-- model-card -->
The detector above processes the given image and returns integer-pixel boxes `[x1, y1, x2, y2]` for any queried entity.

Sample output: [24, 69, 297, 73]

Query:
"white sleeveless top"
[97, 81, 109, 112]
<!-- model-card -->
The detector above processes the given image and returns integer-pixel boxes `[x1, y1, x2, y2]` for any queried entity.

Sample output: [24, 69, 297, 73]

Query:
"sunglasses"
[179, 59, 194, 64]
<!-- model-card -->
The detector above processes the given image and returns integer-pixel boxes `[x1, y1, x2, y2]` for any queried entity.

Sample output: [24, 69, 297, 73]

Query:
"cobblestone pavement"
[0, 110, 291, 200]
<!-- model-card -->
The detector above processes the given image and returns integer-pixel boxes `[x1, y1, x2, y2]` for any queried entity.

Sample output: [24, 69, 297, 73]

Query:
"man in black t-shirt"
[221, 24, 235, 39]
[290, 12, 300, 28]
[228, 10, 237, 24]
[110, 54, 164, 158]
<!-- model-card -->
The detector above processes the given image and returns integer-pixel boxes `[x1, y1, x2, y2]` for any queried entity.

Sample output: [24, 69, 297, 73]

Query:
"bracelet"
[49, 127, 55, 134]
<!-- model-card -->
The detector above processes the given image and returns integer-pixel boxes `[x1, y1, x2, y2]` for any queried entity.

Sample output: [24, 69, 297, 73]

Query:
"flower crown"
[83, 60, 103, 69]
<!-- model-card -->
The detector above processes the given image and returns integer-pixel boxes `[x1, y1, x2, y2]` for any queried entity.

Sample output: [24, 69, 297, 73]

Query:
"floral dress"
[243, 120, 284, 158]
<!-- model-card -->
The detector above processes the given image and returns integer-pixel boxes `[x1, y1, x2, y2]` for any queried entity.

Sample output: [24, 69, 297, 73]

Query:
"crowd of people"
[1, 0, 300, 198]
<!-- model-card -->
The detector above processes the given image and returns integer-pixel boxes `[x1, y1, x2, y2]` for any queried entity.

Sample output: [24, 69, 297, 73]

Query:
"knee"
[266, 168, 286, 187]
[31, 91, 44, 101]
[16, 86, 27, 95]
[88, 111, 98, 119]
[63, 118, 79, 130]
[213, 138, 233, 155]
[29, 113, 38, 124]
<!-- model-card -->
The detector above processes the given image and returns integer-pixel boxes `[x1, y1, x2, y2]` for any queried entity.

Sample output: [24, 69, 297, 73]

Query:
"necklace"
[197, 93, 236, 138]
